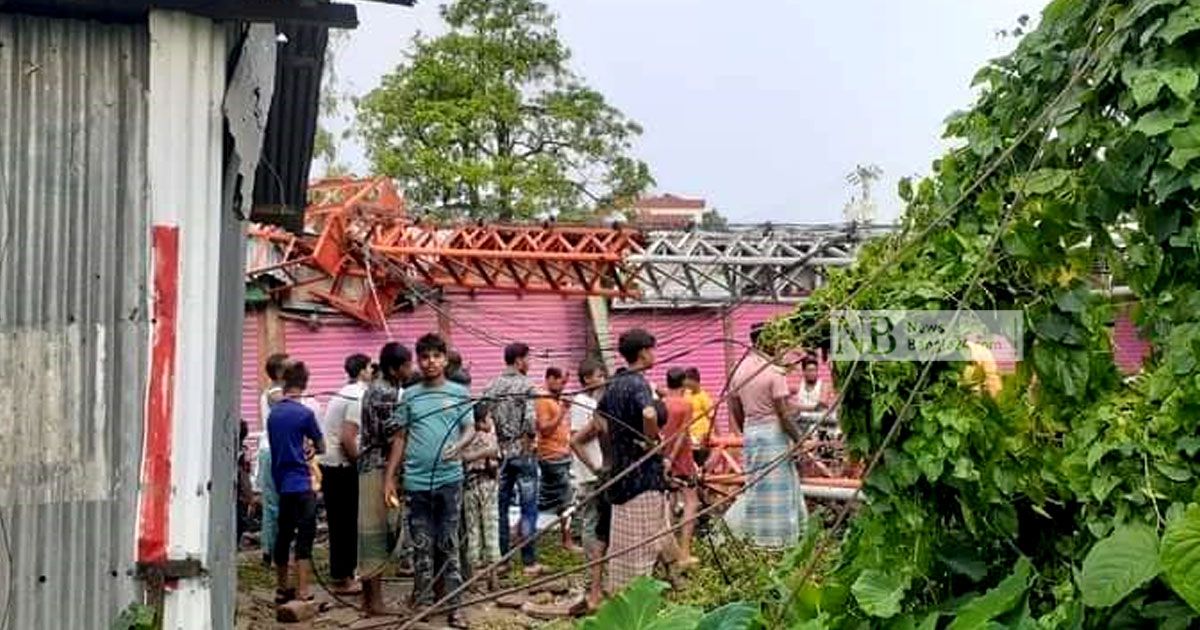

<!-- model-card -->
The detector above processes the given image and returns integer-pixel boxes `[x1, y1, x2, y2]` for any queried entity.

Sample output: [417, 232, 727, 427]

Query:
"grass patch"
[237, 546, 331, 592]
[503, 531, 587, 586]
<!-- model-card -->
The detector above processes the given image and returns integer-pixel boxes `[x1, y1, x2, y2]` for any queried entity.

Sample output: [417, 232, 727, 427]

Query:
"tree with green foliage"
[700, 208, 730, 231]
[744, 0, 1200, 627]
[357, 0, 653, 221]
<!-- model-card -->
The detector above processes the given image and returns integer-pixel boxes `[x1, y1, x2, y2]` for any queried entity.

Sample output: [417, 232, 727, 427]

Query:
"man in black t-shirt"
[596, 329, 681, 593]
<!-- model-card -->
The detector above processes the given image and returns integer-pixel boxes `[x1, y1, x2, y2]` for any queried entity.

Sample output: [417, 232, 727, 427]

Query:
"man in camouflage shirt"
[482, 342, 543, 575]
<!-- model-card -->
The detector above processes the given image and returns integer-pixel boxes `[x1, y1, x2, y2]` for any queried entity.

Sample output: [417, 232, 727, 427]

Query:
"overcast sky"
[332, 0, 1048, 224]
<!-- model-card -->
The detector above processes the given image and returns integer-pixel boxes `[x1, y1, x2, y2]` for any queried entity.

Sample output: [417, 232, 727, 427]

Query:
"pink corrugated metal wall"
[1113, 305, 1150, 375]
[283, 306, 442, 408]
[608, 303, 829, 433]
[443, 290, 589, 394]
[239, 299, 1153, 436]
[241, 311, 261, 431]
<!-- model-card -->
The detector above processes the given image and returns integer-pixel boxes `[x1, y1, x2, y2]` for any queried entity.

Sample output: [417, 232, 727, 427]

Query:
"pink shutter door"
[609, 308, 732, 431]
[241, 311, 262, 433]
[442, 290, 589, 394]
[283, 306, 441, 407]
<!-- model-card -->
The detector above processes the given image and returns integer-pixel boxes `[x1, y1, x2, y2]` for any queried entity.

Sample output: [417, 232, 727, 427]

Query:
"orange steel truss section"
[373, 225, 640, 298]
[246, 177, 640, 327]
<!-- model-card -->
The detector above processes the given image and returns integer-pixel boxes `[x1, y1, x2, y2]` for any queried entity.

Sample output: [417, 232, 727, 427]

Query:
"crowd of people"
[243, 324, 827, 625]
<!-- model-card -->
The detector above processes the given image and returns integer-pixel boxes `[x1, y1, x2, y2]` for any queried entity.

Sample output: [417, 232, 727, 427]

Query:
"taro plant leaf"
[1079, 523, 1161, 608]
[852, 570, 910, 619]
[695, 601, 759, 630]
[646, 606, 705, 630]
[580, 577, 690, 630]
[948, 556, 1034, 630]
[1160, 504, 1200, 612]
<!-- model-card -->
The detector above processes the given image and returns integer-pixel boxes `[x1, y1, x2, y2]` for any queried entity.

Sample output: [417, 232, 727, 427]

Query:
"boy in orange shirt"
[663, 368, 700, 565]
[535, 367, 576, 551]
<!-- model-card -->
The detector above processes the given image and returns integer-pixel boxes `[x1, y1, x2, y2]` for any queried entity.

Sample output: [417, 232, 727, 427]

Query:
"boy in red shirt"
[662, 368, 700, 566]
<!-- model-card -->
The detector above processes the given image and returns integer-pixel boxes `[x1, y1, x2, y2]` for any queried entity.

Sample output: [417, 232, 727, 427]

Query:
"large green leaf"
[1167, 147, 1200, 170]
[1079, 524, 1161, 608]
[1170, 123, 1200, 150]
[1033, 312, 1086, 346]
[646, 606, 704, 630]
[1127, 68, 1168, 107]
[1122, 65, 1196, 107]
[1134, 0, 1184, 21]
[581, 577, 673, 630]
[1163, 67, 1199, 99]
[1158, 4, 1200, 43]
[1022, 169, 1071, 195]
[1032, 343, 1090, 397]
[695, 602, 759, 630]
[852, 570, 909, 619]
[1132, 102, 1193, 136]
[1160, 504, 1200, 612]
[948, 557, 1034, 630]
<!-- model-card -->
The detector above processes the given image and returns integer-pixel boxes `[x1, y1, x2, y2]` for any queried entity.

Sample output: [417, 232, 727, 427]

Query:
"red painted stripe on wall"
[137, 225, 179, 564]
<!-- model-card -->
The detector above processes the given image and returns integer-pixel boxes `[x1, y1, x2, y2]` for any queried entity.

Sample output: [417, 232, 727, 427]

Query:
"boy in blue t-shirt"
[387, 333, 475, 622]
[266, 361, 325, 604]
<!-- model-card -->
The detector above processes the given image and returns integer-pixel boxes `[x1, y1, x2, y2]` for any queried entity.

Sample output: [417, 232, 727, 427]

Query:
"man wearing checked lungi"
[356, 342, 414, 616]
[597, 328, 684, 593]
[729, 323, 809, 548]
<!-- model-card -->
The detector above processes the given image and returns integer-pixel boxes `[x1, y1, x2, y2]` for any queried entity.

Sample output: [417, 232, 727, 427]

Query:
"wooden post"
[586, 296, 616, 373]
[257, 303, 286, 388]
[438, 297, 454, 344]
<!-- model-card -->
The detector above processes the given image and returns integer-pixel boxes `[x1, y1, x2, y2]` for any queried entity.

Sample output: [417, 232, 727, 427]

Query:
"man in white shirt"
[319, 353, 372, 594]
[257, 352, 289, 566]
[568, 357, 608, 610]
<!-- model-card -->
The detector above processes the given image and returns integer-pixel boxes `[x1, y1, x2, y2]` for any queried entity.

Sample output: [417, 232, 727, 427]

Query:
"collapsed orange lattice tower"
[247, 177, 642, 327]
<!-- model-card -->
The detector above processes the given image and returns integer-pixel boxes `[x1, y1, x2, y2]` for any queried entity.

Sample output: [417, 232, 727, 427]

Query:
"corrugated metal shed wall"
[0, 14, 148, 629]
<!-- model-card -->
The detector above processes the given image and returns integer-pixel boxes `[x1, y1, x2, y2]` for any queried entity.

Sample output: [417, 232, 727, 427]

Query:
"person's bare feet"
[330, 579, 362, 595]
[585, 592, 603, 613]
[562, 541, 584, 554]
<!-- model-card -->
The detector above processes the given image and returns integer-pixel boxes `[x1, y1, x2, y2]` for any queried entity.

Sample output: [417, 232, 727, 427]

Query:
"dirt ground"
[235, 541, 586, 630]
